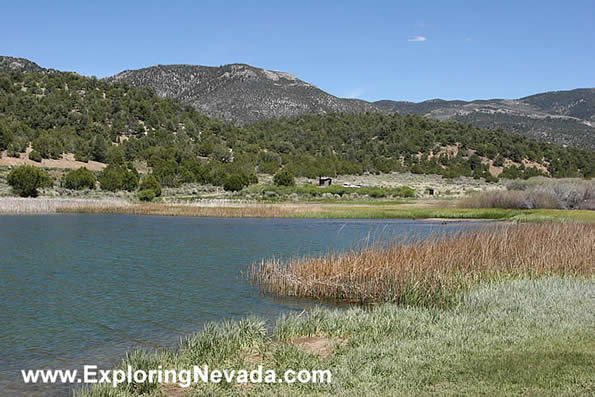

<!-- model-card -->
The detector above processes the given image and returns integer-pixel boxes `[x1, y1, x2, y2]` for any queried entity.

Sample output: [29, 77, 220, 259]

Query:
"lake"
[0, 214, 487, 396]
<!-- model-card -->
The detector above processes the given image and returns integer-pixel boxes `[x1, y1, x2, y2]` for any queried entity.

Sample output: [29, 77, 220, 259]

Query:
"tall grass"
[0, 197, 312, 217]
[58, 202, 309, 217]
[0, 197, 131, 214]
[249, 223, 595, 306]
[459, 178, 595, 210]
[77, 278, 595, 397]
[2, 196, 594, 222]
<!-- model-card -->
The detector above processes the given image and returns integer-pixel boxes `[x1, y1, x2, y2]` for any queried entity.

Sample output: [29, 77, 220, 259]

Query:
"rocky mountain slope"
[106, 64, 381, 124]
[375, 89, 595, 149]
[2, 56, 593, 149]
[1, 64, 593, 182]
[0, 56, 47, 73]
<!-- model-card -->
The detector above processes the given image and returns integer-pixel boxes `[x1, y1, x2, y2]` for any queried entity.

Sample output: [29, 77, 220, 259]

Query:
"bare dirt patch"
[159, 383, 186, 397]
[0, 148, 106, 171]
[288, 336, 346, 358]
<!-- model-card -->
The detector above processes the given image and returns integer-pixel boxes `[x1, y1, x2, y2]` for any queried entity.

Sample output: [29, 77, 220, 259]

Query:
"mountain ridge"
[374, 88, 595, 148]
[1, 55, 593, 148]
[1, 62, 593, 185]
[0, 56, 47, 73]
[105, 63, 381, 124]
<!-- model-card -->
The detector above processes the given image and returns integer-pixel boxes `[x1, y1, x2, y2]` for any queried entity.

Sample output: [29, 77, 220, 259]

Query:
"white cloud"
[408, 36, 427, 42]
[345, 88, 366, 99]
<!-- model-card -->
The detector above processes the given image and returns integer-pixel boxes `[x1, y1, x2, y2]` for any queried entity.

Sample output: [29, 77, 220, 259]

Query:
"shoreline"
[4, 214, 593, 396]
[1, 196, 594, 222]
[76, 278, 595, 397]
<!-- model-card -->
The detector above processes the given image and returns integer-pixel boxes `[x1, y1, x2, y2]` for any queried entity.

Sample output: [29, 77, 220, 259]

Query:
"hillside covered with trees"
[0, 70, 593, 195]
[375, 89, 595, 149]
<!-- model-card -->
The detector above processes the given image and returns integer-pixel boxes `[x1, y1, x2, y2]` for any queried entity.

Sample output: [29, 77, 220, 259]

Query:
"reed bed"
[249, 223, 595, 306]
[0, 196, 316, 217]
[57, 202, 312, 218]
[0, 197, 131, 214]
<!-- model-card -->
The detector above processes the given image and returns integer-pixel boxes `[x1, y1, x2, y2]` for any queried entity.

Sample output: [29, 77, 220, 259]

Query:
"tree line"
[1, 70, 593, 196]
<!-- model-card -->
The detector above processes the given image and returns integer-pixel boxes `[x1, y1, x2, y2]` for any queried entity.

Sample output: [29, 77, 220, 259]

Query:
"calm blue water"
[0, 214, 487, 396]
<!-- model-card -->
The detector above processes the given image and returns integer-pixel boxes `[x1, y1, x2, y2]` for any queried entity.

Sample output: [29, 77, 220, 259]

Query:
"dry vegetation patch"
[0, 148, 106, 171]
[250, 223, 595, 306]
[459, 178, 595, 210]
[288, 336, 346, 358]
[57, 202, 312, 218]
[0, 197, 131, 214]
[158, 384, 186, 397]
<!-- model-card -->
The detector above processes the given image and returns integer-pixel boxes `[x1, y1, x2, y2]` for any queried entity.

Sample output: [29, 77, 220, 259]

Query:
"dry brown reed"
[249, 223, 595, 306]
[0, 197, 316, 217]
[0, 197, 131, 214]
[57, 202, 311, 218]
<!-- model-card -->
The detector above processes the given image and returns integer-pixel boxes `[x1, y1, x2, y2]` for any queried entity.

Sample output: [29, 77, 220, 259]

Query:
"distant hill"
[0, 56, 46, 73]
[106, 64, 381, 125]
[2, 55, 594, 149]
[0, 68, 593, 185]
[375, 89, 595, 149]
[521, 88, 595, 120]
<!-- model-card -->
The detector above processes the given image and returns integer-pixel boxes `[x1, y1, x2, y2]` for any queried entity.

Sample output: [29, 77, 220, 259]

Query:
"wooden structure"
[319, 177, 332, 187]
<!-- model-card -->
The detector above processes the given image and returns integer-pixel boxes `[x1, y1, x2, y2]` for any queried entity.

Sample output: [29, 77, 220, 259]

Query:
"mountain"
[3, 56, 594, 149]
[0, 56, 47, 73]
[106, 64, 382, 125]
[375, 89, 595, 149]
[1, 67, 593, 185]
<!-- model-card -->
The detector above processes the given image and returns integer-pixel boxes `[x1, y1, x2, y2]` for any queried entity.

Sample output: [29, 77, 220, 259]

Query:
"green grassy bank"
[78, 278, 594, 396]
[2, 196, 591, 222]
[295, 205, 595, 222]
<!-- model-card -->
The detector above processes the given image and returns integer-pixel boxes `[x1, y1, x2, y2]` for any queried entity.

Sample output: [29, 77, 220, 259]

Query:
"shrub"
[458, 191, 529, 209]
[139, 175, 162, 197]
[74, 151, 89, 163]
[223, 174, 246, 192]
[484, 174, 499, 183]
[28, 150, 42, 162]
[137, 189, 156, 201]
[32, 132, 63, 159]
[527, 190, 559, 209]
[258, 161, 280, 174]
[91, 136, 108, 163]
[458, 179, 595, 210]
[273, 170, 295, 187]
[506, 179, 528, 191]
[6, 136, 28, 157]
[7, 165, 53, 197]
[0, 123, 14, 151]
[98, 164, 138, 192]
[122, 169, 139, 192]
[63, 167, 96, 190]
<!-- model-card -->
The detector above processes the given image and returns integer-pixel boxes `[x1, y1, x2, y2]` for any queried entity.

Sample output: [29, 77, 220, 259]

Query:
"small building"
[319, 177, 332, 187]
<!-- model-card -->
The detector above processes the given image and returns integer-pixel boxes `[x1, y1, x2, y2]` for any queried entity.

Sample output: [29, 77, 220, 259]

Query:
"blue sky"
[2, 0, 593, 102]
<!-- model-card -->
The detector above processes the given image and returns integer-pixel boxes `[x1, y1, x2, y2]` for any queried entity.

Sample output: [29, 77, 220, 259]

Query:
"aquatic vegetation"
[2, 196, 595, 222]
[0, 197, 131, 214]
[249, 223, 595, 306]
